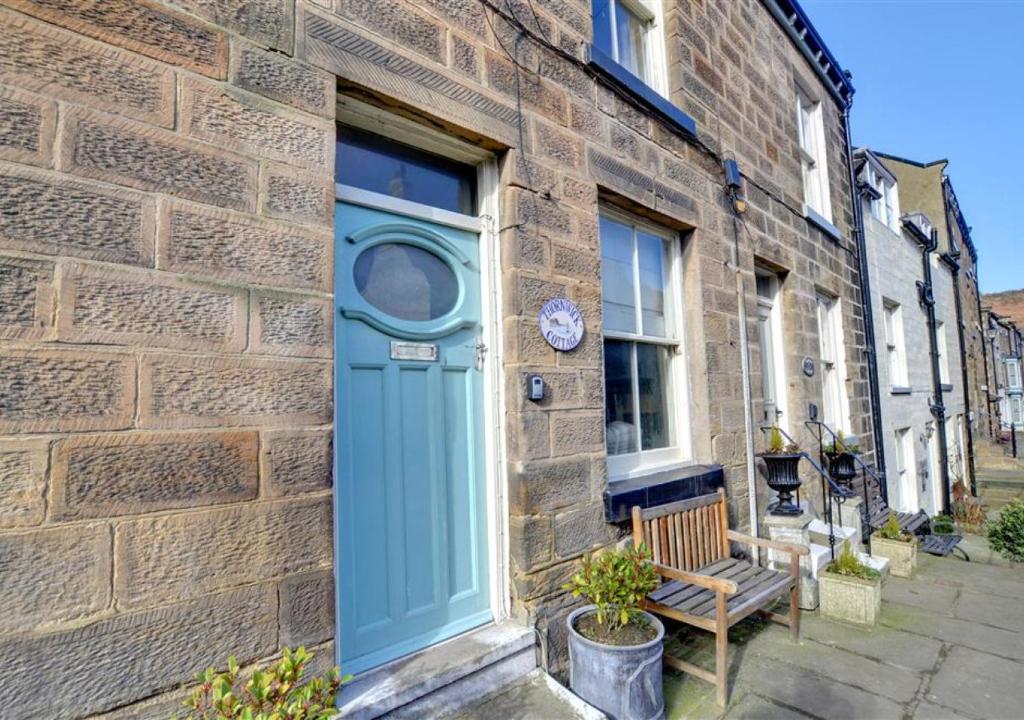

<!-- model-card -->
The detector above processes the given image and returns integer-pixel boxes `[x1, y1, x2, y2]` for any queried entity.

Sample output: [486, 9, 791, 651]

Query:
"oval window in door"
[354, 243, 459, 321]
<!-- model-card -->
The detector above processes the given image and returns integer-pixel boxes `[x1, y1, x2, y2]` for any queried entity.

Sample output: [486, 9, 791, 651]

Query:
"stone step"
[807, 518, 860, 551]
[808, 542, 832, 579]
[446, 669, 606, 720]
[340, 621, 537, 720]
[858, 551, 890, 579]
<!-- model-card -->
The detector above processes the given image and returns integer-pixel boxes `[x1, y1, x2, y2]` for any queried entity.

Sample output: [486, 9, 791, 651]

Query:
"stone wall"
[0, 1, 335, 717]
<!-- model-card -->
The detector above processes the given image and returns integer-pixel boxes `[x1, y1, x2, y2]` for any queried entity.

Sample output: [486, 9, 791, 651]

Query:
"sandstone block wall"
[0, 1, 335, 716]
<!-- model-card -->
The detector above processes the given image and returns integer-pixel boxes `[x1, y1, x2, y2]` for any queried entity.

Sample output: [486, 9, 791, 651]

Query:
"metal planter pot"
[760, 452, 803, 515]
[567, 605, 665, 720]
[827, 451, 857, 488]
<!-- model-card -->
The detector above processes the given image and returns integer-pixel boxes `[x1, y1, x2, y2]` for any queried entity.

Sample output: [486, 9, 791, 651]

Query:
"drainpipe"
[944, 251, 978, 496]
[976, 278, 993, 439]
[841, 102, 888, 501]
[915, 227, 952, 515]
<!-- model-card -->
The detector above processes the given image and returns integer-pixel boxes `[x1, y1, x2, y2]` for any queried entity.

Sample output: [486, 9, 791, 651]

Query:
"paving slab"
[924, 645, 1024, 720]
[735, 655, 906, 720]
[913, 699, 981, 720]
[882, 576, 959, 615]
[879, 603, 1024, 662]
[743, 623, 922, 703]
[953, 588, 1024, 632]
[801, 612, 943, 673]
[452, 670, 603, 720]
[724, 692, 812, 719]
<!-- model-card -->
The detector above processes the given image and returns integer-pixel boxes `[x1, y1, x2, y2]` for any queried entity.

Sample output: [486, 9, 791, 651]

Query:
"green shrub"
[823, 429, 859, 455]
[988, 499, 1024, 563]
[564, 544, 658, 632]
[765, 425, 798, 454]
[826, 544, 880, 581]
[875, 514, 912, 542]
[931, 514, 956, 534]
[178, 646, 348, 720]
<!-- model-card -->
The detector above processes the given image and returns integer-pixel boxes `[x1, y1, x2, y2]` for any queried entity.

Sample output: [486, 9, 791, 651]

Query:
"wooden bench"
[632, 489, 808, 707]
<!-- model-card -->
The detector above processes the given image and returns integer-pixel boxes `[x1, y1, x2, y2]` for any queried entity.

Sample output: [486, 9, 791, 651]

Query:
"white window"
[863, 164, 901, 232]
[591, 0, 667, 93]
[936, 321, 949, 385]
[1011, 396, 1023, 426]
[816, 292, 850, 432]
[894, 427, 917, 512]
[796, 87, 832, 222]
[883, 300, 908, 388]
[601, 209, 689, 479]
[755, 271, 788, 430]
[1008, 358, 1022, 391]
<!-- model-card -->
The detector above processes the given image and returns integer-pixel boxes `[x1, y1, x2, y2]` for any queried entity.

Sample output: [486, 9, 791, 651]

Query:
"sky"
[801, 0, 1022, 294]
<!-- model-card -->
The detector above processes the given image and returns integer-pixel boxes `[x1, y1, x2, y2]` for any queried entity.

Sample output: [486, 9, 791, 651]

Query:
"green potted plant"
[564, 545, 663, 720]
[871, 514, 917, 578]
[931, 514, 956, 535]
[177, 646, 348, 720]
[823, 430, 859, 488]
[988, 498, 1024, 563]
[759, 426, 803, 515]
[820, 544, 883, 627]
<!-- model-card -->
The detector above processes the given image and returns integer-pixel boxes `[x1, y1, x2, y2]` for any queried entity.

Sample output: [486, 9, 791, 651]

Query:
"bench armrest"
[727, 530, 809, 557]
[652, 562, 738, 595]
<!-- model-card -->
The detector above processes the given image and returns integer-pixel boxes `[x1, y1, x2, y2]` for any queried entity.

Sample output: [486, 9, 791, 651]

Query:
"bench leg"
[789, 579, 800, 641]
[715, 592, 728, 708]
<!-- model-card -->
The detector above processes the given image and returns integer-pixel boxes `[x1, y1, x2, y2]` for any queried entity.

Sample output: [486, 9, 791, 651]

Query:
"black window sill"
[603, 464, 724, 523]
[890, 386, 912, 395]
[805, 207, 843, 243]
[586, 45, 697, 140]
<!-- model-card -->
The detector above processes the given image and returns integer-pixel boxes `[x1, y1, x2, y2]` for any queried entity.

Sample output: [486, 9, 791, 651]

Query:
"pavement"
[661, 533, 1024, 720]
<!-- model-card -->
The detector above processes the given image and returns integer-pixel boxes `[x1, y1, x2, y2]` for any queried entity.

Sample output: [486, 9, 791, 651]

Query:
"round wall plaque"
[802, 356, 816, 377]
[539, 298, 584, 352]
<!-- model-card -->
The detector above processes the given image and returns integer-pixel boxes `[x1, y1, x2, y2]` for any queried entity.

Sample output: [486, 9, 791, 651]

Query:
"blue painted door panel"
[335, 201, 491, 676]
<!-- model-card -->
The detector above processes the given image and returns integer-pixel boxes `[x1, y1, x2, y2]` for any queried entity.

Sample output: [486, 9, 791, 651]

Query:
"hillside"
[984, 288, 1024, 329]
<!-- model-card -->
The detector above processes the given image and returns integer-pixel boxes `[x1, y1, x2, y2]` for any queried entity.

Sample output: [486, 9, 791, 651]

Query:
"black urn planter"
[760, 452, 803, 516]
[826, 451, 857, 489]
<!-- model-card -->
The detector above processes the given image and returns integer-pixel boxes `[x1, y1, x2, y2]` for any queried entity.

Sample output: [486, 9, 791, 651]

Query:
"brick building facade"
[0, 0, 876, 716]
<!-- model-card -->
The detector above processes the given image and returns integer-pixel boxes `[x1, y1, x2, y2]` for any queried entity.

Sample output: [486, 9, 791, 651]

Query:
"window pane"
[758, 315, 776, 405]
[600, 216, 637, 333]
[637, 343, 671, 450]
[604, 340, 637, 455]
[637, 230, 668, 337]
[336, 126, 476, 214]
[614, 0, 647, 80]
[354, 243, 458, 321]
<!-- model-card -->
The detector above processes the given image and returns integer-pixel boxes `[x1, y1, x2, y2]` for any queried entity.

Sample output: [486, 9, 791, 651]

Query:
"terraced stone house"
[0, 0, 877, 716]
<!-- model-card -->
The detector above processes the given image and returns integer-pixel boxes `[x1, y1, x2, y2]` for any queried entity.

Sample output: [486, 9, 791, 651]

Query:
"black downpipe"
[918, 228, 952, 515]
[945, 254, 978, 496]
[976, 278, 993, 439]
[841, 104, 889, 502]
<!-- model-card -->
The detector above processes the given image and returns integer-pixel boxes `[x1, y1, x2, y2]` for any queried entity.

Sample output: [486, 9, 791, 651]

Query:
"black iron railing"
[759, 425, 855, 561]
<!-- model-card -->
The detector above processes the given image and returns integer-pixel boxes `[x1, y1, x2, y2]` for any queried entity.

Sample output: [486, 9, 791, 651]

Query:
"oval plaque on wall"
[802, 356, 816, 377]
[539, 298, 584, 352]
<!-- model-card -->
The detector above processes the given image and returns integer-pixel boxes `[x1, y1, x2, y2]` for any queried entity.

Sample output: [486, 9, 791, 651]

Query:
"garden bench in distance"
[632, 489, 808, 707]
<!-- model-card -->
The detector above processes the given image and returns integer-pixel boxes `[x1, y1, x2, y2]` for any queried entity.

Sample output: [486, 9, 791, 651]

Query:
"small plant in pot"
[760, 426, 803, 516]
[871, 514, 917, 578]
[820, 544, 883, 627]
[564, 545, 663, 720]
[823, 431, 859, 489]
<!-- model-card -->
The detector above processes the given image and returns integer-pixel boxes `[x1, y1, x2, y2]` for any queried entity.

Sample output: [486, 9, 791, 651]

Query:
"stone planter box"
[819, 570, 882, 627]
[871, 536, 917, 578]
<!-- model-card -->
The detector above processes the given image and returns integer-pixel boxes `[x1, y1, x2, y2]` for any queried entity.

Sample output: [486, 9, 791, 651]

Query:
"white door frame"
[335, 96, 511, 624]
[755, 270, 789, 433]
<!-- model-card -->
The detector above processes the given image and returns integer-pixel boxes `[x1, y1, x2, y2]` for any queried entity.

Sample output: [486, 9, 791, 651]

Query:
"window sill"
[890, 386, 912, 395]
[586, 45, 697, 140]
[603, 463, 724, 523]
[941, 383, 954, 392]
[804, 207, 843, 242]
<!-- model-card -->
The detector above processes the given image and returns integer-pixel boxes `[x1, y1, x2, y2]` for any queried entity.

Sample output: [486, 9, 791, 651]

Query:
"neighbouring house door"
[815, 293, 847, 432]
[335, 199, 491, 675]
[755, 272, 786, 429]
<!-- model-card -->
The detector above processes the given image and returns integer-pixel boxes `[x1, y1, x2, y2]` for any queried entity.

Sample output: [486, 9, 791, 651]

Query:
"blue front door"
[335, 201, 491, 675]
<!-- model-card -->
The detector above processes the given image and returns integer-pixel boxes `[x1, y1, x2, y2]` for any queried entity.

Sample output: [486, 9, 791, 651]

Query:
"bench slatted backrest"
[631, 489, 729, 572]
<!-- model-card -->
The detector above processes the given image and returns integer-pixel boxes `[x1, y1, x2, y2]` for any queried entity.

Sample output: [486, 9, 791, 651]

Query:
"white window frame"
[893, 427, 917, 512]
[1011, 395, 1023, 426]
[592, 0, 668, 95]
[936, 321, 950, 385]
[882, 300, 908, 388]
[796, 86, 832, 223]
[1007, 358, 1022, 391]
[755, 270, 789, 432]
[861, 159, 901, 233]
[601, 207, 691, 480]
[816, 292, 851, 433]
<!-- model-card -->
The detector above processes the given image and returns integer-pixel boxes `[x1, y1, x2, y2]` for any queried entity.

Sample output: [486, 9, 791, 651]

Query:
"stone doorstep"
[338, 621, 536, 720]
[807, 518, 860, 549]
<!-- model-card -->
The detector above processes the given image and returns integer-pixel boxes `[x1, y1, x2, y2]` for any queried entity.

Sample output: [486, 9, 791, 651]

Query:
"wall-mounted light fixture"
[724, 158, 747, 214]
